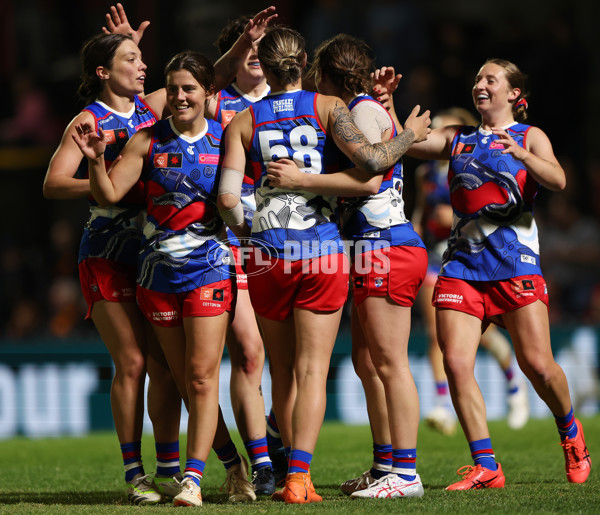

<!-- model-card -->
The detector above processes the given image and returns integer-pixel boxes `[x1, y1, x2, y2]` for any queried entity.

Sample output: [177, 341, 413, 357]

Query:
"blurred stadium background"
[0, 0, 599, 438]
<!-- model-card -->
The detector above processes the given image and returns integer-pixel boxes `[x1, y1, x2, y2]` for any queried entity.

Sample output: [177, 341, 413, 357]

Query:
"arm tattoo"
[332, 100, 415, 174]
[332, 101, 369, 144]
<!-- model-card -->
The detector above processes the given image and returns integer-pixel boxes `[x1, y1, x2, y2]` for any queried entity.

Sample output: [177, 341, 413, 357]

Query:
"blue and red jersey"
[138, 118, 232, 293]
[77, 96, 158, 265]
[441, 123, 542, 281]
[246, 89, 343, 259]
[214, 82, 270, 126]
[339, 95, 424, 253]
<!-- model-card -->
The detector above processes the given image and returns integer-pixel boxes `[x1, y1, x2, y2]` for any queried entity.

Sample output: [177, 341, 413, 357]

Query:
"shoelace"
[180, 478, 197, 493]
[221, 470, 251, 493]
[132, 474, 155, 490]
[455, 465, 477, 478]
[562, 440, 585, 467]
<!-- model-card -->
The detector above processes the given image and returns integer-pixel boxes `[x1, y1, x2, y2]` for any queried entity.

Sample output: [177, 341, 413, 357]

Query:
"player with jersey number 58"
[217, 26, 430, 504]
[401, 58, 592, 489]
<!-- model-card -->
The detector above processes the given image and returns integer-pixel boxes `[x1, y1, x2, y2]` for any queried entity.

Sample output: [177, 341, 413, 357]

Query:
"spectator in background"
[0, 71, 62, 146]
[539, 193, 600, 323]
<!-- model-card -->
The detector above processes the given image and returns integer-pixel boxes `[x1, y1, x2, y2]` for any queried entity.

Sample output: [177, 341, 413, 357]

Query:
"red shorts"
[246, 251, 349, 321]
[351, 245, 428, 306]
[432, 275, 549, 325]
[136, 279, 233, 327]
[78, 257, 137, 319]
[230, 245, 248, 290]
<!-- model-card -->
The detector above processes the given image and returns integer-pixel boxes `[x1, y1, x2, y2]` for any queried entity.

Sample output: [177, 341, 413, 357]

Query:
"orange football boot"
[272, 472, 323, 504]
[446, 463, 505, 490]
[561, 419, 591, 483]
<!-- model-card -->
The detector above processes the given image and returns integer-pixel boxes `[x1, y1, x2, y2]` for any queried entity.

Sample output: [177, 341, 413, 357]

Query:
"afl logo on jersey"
[154, 153, 183, 168]
[450, 154, 523, 225]
[104, 128, 130, 146]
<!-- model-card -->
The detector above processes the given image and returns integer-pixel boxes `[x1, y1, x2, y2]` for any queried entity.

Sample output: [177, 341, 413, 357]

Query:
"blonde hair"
[257, 27, 305, 85]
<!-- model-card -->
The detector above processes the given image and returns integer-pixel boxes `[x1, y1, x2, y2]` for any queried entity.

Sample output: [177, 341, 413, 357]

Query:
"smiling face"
[166, 69, 212, 127]
[102, 39, 147, 97]
[472, 62, 521, 120]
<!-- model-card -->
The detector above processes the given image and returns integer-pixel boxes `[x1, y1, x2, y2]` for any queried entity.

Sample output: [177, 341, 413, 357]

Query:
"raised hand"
[243, 6, 278, 44]
[72, 122, 107, 160]
[403, 105, 431, 143]
[372, 66, 402, 106]
[102, 3, 150, 45]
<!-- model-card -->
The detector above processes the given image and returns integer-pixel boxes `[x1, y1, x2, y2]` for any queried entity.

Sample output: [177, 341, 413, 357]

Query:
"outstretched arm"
[102, 3, 150, 45]
[322, 97, 430, 174]
[266, 159, 382, 196]
[214, 6, 278, 90]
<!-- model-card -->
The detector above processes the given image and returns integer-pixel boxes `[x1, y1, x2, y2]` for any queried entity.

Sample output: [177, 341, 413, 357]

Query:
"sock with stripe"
[469, 438, 497, 471]
[555, 406, 577, 441]
[370, 443, 392, 479]
[288, 449, 312, 474]
[266, 408, 283, 449]
[435, 381, 452, 408]
[391, 448, 417, 481]
[214, 439, 242, 470]
[244, 437, 273, 472]
[183, 458, 205, 486]
[121, 441, 144, 482]
[155, 441, 180, 478]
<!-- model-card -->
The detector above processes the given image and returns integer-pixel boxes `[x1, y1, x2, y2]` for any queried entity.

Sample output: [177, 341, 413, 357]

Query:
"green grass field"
[1, 417, 598, 513]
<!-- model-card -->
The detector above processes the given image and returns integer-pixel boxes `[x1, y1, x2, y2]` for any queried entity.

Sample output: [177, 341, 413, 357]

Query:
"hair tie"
[515, 98, 528, 110]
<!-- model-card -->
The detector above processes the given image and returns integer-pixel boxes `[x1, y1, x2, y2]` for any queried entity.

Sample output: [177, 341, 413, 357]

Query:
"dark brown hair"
[309, 34, 375, 96]
[77, 33, 134, 104]
[164, 51, 215, 94]
[215, 15, 252, 56]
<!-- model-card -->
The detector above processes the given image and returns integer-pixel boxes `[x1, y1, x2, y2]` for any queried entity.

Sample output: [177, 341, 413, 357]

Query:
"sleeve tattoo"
[332, 101, 415, 174]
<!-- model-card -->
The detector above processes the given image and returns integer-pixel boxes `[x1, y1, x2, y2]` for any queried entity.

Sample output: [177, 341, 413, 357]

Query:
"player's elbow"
[42, 182, 55, 199]
[217, 193, 240, 211]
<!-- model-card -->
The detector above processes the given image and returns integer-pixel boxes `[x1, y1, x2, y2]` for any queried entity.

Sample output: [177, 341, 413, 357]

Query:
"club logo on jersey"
[374, 277, 383, 287]
[154, 153, 183, 168]
[220, 110, 237, 125]
[200, 287, 224, 302]
[198, 154, 220, 165]
[104, 128, 130, 145]
[453, 142, 475, 155]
